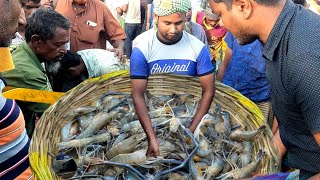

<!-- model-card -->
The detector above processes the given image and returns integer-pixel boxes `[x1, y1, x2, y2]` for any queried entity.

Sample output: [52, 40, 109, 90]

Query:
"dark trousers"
[125, 23, 141, 58]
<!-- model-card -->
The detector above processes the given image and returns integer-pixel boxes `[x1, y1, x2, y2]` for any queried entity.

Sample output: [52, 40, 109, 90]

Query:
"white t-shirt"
[130, 29, 214, 79]
[105, 0, 124, 23]
[77, 49, 128, 78]
[123, 0, 141, 24]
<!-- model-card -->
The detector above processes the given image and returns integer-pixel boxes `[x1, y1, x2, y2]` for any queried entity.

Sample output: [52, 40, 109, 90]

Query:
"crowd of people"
[0, 0, 320, 179]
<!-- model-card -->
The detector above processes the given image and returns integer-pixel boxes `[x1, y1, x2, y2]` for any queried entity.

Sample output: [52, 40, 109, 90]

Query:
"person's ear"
[154, 15, 159, 23]
[233, 0, 253, 19]
[31, 35, 43, 50]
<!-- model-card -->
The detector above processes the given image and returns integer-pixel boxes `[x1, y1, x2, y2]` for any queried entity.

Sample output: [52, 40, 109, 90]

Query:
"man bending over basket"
[130, 0, 215, 158]
[1, 9, 71, 136]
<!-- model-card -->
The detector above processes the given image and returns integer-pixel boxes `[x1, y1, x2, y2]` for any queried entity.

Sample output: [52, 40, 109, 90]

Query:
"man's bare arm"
[131, 79, 159, 157]
[273, 128, 287, 163]
[216, 47, 232, 81]
[122, 4, 128, 13]
[189, 73, 215, 132]
[146, 4, 152, 30]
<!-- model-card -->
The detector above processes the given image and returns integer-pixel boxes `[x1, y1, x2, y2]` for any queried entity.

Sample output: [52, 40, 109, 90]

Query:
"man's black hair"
[59, 50, 82, 73]
[25, 8, 71, 42]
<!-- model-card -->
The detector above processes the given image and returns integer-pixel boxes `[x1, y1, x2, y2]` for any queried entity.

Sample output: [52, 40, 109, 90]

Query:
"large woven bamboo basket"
[29, 70, 279, 179]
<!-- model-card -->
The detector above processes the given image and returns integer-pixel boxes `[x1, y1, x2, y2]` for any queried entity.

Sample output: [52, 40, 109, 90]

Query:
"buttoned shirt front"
[55, 0, 126, 52]
[263, 0, 320, 175]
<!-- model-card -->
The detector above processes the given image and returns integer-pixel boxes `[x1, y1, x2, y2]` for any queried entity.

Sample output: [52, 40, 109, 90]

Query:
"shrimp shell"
[217, 150, 265, 180]
[106, 134, 146, 159]
[229, 125, 266, 142]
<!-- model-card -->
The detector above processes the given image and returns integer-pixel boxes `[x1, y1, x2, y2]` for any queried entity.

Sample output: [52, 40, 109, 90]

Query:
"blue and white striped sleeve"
[130, 47, 149, 79]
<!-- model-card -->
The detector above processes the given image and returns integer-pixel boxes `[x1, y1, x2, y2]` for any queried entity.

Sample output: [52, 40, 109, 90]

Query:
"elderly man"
[130, 0, 215, 158]
[185, 7, 208, 46]
[0, 0, 33, 179]
[1, 9, 70, 136]
[205, 0, 320, 179]
[55, 0, 126, 61]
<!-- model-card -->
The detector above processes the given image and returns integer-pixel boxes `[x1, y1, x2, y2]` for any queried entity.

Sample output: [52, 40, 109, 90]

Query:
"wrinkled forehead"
[47, 27, 70, 44]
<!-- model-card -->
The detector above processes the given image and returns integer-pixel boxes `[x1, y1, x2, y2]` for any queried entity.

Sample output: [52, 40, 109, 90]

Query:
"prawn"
[217, 150, 265, 180]
[106, 133, 146, 159]
[222, 152, 239, 173]
[58, 132, 111, 150]
[203, 156, 225, 180]
[145, 90, 165, 110]
[68, 106, 97, 116]
[76, 110, 119, 139]
[229, 125, 266, 142]
[238, 141, 253, 168]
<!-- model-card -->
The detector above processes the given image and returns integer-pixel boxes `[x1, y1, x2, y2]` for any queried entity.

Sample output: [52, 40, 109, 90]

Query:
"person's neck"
[28, 43, 45, 63]
[156, 31, 183, 45]
[255, 0, 286, 44]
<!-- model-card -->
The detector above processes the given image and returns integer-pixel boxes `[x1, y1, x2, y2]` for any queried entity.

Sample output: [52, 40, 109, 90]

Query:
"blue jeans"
[125, 23, 141, 58]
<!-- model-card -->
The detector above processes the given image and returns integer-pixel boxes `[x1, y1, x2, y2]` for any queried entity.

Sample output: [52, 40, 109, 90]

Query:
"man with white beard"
[1, 9, 70, 136]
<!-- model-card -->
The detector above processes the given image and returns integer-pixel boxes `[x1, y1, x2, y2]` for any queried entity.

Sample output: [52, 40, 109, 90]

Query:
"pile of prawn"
[56, 91, 267, 179]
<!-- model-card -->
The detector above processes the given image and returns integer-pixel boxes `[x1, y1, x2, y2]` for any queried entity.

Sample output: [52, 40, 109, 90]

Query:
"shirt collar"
[72, 1, 87, 14]
[262, 0, 297, 61]
[21, 41, 44, 72]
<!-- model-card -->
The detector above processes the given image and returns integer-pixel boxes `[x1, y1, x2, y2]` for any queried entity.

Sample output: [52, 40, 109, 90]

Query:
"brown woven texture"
[29, 71, 279, 180]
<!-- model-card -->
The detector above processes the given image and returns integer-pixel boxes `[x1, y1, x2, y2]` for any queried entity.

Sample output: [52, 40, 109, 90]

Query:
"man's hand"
[273, 128, 287, 163]
[188, 73, 215, 134]
[146, 23, 150, 30]
[107, 47, 125, 63]
[110, 39, 125, 63]
[146, 138, 159, 158]
[188, 124, 196, 133]
[131, 79, 159, 158]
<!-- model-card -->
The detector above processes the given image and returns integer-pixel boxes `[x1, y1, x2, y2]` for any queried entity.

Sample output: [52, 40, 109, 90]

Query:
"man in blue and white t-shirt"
[130, 0, 215, 158]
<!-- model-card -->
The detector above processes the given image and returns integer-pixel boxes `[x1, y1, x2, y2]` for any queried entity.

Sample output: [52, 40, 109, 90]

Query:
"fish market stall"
[29, 70, 279, 179]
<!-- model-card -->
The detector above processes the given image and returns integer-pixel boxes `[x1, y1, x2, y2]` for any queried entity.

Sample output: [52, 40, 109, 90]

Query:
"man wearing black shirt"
[205, 0, 320, 179]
